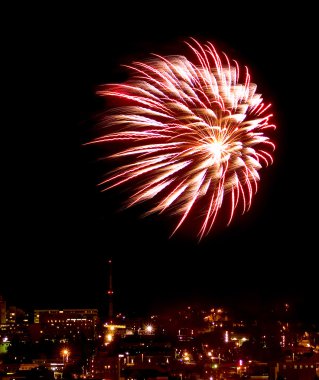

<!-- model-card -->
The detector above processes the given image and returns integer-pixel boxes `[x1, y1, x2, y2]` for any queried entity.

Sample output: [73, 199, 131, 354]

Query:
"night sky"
[3, 4, 318, 322]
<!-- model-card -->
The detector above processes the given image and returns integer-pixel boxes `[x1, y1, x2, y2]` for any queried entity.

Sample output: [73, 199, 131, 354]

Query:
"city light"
[0, 294, 318, 380]
[145, 324, 153, 334]
[106, 333, 113, 343]
[61, 348, 70, 365]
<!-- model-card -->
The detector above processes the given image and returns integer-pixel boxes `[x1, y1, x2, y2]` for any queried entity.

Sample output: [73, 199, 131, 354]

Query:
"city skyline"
[1, 292, 317, 379]
[3, 5, 318, 322]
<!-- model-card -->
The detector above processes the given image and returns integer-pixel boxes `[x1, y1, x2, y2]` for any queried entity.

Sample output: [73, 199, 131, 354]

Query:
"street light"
[62, 349, 70, 365]
[145, 324, 153, 334]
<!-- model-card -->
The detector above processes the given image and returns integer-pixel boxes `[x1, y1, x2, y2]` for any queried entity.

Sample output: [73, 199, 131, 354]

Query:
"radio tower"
[107, 259, 114, 322]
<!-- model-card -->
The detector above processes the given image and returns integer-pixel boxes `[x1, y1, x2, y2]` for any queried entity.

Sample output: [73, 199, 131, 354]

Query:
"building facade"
[34, 309, 99, 342]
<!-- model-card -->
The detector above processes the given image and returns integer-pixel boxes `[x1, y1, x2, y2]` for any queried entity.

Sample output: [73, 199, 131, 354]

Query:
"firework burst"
[90, 38, 276, 240]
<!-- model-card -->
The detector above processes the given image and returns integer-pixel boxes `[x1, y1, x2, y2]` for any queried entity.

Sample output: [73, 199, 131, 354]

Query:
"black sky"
[3, 4, 318, 321]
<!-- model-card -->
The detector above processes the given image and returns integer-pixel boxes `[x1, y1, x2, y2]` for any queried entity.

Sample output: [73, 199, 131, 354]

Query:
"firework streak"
[90, 38, 276, 240]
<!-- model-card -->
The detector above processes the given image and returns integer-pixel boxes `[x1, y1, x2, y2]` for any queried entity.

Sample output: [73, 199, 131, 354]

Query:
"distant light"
[145, 324, 153, 334]
[61, 349, 70, 363]
[183, 351, 190, 361]
[224, 331, 229, 343]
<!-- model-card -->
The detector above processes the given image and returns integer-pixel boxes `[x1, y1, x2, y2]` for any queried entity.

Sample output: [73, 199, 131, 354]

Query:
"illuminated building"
[7, 306, 17, 325]
[0, 304, 30, 344]
[273, 352, 319, 380]
[177, 328, 194, 341]
[103, 322, 126, 345]
[34, 309, 99, 342]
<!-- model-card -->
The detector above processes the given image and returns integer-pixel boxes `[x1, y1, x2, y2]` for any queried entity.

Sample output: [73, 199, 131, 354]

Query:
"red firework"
[89, 38, 276, 240]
